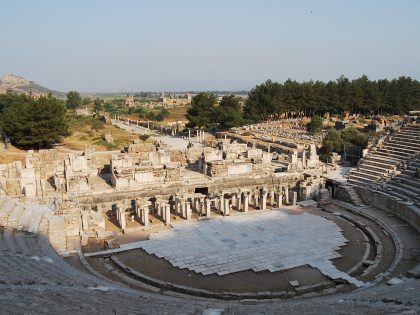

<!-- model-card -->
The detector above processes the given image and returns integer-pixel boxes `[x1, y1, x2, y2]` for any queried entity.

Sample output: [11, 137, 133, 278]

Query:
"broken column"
[219, 195, 225, 213]
[292, 192, 297, 206]
[180, 200, 186, 219]
[276, 191, 283, 207]
[205, 199, 211, 218]
[231, 194, 237, 210]
[142, 207, 149, 226]
[224, 198, 230, 216]
[117, 207, 126, 231]
[284, 187, 289, 205]
[270, 190, 275, 206]
[186, 202, 192, 220]
[236, 193, 241, 211]
[254, 192, 259, 209]
[243, 193, 249, 212]
[261, 189, 267, 210]
[165, 204, 171, 224]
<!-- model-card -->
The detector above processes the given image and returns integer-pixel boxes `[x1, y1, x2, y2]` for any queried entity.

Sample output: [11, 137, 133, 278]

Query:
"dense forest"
[244, 76, 420, 122]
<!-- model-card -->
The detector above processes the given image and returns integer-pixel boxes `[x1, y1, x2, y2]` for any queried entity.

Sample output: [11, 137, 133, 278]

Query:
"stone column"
[205, 199, 211, 218]
[224, 199, 230, 216]
[198, 200, 203, 216]
[135, 205, 141, 220]
[270, 191, 275, 206]
[243, 193, 249, 212]
[231, 194, 237, 210]
[120, 209, 126, 231]
[180, 201, 186, 219]
[188, 129, 191, 142]
[236, 194, 241, 211]
[142, 207, 149, 226]
[254, 192, 259, 209]
[214, 198, 219, 210]
[186, 202, 192, 220]
[284, 187, 289, 205]
[165, 204, 171, 224]
[292, 192, 297, 206]
[276, 192, 282, 207]
[161, 203, 166, 221]
[219, 195, 225, 212]
[160, 203, 165, 218]
[261, 191, 267, 210]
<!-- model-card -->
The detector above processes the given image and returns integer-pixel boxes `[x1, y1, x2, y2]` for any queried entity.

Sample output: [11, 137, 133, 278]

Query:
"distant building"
[125, 95, 135, 107]
[159, 92, 167, 105]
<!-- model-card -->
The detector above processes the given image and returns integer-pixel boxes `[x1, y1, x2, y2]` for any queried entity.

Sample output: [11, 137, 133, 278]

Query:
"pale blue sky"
[1, 0, 419, 92]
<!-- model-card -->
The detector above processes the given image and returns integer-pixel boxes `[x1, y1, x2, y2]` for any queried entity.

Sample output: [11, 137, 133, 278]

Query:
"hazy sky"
[1, 0, 419, 92]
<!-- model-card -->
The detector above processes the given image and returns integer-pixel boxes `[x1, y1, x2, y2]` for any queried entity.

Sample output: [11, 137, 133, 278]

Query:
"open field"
[62, 113, 138, 151]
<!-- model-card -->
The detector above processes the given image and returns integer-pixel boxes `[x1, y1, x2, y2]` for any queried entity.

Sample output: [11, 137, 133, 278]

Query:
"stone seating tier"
[349, 124, 420, 187]
[385, 139, 420, 150]
[358, 165, 392, 177]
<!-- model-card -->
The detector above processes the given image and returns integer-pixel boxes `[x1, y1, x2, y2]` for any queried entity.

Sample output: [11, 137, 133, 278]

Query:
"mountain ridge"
[0, 74, 62, 96]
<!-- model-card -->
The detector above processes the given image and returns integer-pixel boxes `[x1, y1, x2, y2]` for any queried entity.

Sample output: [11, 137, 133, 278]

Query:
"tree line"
[186, 76, 420, 129]
[244, 76, 420, 122]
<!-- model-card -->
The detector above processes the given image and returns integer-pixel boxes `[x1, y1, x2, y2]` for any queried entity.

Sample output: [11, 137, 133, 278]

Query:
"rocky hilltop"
[0, 74, 61, 96]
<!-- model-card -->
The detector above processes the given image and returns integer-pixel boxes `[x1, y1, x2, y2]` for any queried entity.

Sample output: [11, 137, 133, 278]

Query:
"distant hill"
[0, 74, 62, 96]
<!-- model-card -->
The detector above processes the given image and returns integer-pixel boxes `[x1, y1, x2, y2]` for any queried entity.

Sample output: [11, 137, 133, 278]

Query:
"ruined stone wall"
[74, 172, 302, 206]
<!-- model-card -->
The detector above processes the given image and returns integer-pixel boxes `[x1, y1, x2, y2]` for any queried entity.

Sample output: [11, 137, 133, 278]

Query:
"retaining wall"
[355, 187, 420, 233]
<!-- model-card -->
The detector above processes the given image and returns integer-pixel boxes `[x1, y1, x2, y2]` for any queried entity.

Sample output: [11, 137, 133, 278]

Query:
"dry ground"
[62, 113, 138, 151]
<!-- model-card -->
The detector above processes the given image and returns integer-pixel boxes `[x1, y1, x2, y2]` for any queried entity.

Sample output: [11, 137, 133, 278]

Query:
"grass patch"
[62, 113, 138, 151]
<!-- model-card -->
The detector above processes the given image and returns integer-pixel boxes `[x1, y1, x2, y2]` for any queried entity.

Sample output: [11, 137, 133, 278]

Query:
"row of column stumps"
[115, 115, 210, 142]
[187, 129, 205, 143]
[112, 187, 299, 231]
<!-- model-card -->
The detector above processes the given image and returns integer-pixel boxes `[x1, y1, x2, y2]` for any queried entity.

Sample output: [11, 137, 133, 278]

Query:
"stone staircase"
[336, 185, 364, 207]
[348, 124, 420, 187]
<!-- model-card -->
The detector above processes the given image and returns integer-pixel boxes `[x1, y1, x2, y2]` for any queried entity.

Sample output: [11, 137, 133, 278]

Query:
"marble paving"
[139, 211, 365, 287]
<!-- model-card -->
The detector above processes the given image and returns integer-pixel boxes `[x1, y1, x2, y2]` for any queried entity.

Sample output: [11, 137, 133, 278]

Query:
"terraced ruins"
[0, 120, 419, 314]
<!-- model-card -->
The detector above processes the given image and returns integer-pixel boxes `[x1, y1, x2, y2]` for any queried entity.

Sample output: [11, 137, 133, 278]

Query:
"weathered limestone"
[200, 140, 271, 177]
[116, 206, 126, 231]
[236, 194, 241, 211]
[292, 192, 298, 206]
[254, 192, 259, 209]
[219, 195, 225, 213]
[286, 145, 320, 172]
[270, 190, 275, 206]
[110, 149, 180, 189]
[186, 202, 192, 220]
[231, 194, 237, 210]
[276, 191, 283, 207]
[205, 199, 211, 218]
[224, 199, 230, 216]
[243, 193, 249, 212]
[261, 189, 267, 210]
[165, 204, 171, 225]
